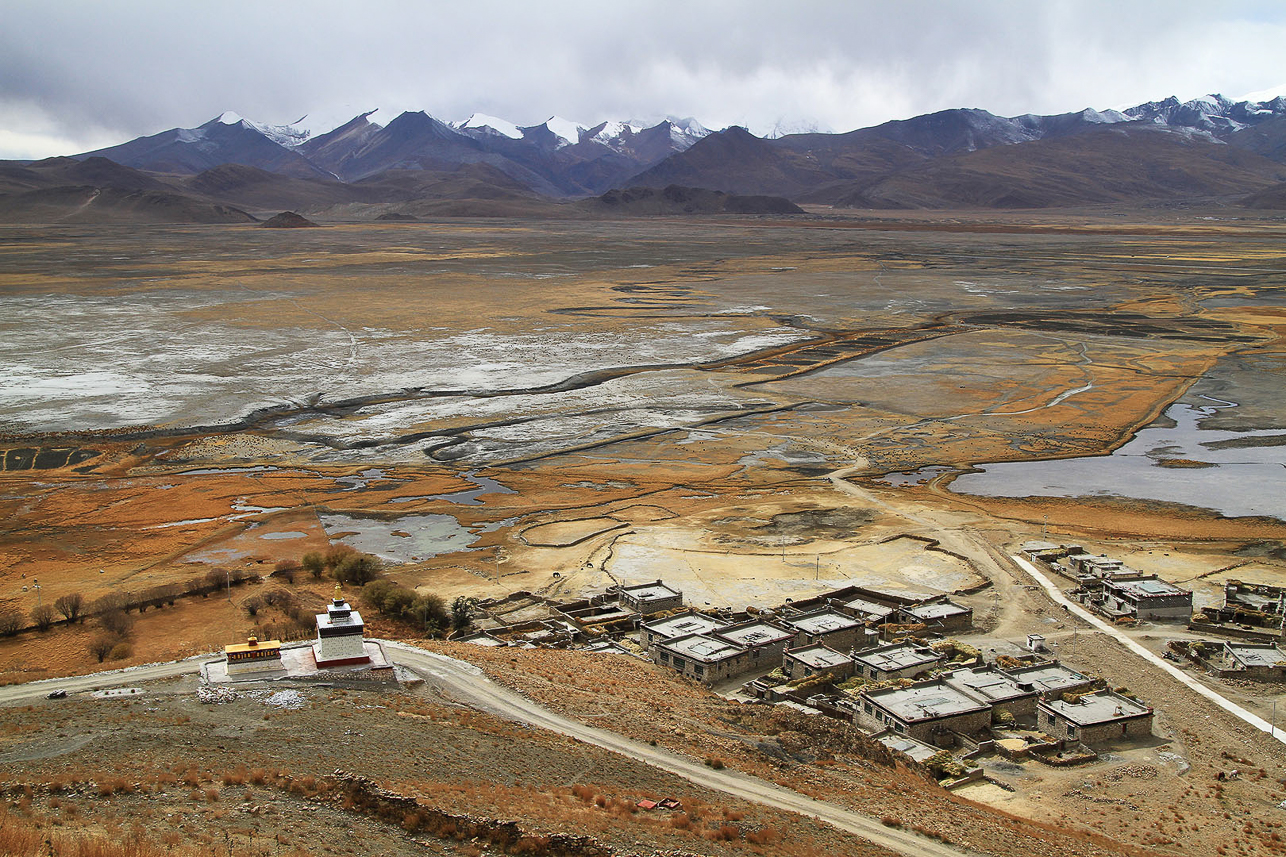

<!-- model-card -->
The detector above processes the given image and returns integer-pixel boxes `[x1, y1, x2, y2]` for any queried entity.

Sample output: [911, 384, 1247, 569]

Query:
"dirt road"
[384, 641, 979, 857]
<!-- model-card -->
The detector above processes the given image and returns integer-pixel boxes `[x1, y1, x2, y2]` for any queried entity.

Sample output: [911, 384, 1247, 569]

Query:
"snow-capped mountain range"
[53, 90, 1286, 206]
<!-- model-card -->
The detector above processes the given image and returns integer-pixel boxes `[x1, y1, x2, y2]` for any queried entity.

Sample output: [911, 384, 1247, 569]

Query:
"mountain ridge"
[4, 91, 1286, 221]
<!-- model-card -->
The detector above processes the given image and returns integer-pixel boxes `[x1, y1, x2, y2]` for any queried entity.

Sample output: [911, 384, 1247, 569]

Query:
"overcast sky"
[2, 0, 1285, 159]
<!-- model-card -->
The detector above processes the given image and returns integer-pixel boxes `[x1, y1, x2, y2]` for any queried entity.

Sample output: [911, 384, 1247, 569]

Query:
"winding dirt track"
[0, 644, 979, 857]
[386, 642, 978, 857]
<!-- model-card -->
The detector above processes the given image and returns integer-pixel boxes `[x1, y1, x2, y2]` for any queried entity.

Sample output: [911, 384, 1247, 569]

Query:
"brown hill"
[0, 185, 255, 224]
[626, 126, 837, 198]
[0, 156, 172, 195]
[260, 210, 319, 228]
[182, 163, 370, 211]
[583, 185, 804, 215]
[352, 164, 540, 201]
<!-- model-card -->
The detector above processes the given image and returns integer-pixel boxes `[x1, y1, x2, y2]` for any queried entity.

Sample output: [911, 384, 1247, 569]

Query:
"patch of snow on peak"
[1079, 108, 1128, 124]
[668, 116, 710, 137]
[457, 113, 522, 139]
[544, 116, 585, 146]
[763, 118, 832, 139]
[214, 111, 312, 146]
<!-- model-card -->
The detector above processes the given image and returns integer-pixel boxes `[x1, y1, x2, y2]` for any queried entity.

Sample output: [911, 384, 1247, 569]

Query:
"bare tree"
[0, 610, 21, 637]
[31, 603, 55, 632]
[98, 608, 133, 637]
[91, 592, 126, 615]
[54, 593, 85, 623]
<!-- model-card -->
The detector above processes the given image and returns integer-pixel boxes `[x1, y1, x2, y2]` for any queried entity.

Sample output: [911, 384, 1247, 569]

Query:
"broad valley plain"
[2, 205, 1286, 857]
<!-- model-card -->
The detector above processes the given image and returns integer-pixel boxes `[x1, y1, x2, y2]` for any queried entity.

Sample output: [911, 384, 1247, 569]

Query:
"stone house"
[1037, 690, 1153, 744]
[856, 680, 992, 743]
[781, 608, 866, 650]
[637, 610, 728, 648]
[941, 666, 1037, 718]
[851, 642, 944, 681]
[782, 644, 854, 682]
[898, 598, 973, 633]
[617, 580, 684, 615]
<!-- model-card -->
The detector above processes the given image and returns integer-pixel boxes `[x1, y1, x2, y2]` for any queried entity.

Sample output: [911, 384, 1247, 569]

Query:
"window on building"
[694, 664, 704, 675]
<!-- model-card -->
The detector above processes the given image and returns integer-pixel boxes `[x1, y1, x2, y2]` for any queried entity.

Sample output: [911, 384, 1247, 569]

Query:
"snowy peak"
[543, 116, 586, 147]
[589, 120, 643, 149]
[1123, 93, 1286, 134]
[665, 116, 712, 147]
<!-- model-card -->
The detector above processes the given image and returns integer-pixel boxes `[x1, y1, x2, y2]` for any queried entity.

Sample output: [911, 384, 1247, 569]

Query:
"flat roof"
[859, 585, 938, 603]
[1227, 643, 1286, 668]
[853, 643, 942, 672]
[662, 633, 744, 663]
[643, 612, 727, 638]
[842, 597, 896, 618]
[1002, 661, 1089, 692]
[865, 682, 989, 723]
[876, 733, 940, 763]
[942, 667, 1032, 703]
[1111, 577, 1187, 598]
[786, 645, 853, 669]
[716, 622, 794, 647]
[1040, 691, 1150, 725]
[621, 582, 681, 601]
[904, 601, 970, 620]
[787, 610, 860, 634]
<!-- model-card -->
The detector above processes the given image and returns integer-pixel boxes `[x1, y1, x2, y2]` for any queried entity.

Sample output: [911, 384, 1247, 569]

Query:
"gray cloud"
[2, 0, 1284, 158]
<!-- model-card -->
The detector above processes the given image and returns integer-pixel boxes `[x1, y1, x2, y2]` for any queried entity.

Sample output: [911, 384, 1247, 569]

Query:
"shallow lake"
[949, 402, 1286, 520]
[319, 513, 480, 562]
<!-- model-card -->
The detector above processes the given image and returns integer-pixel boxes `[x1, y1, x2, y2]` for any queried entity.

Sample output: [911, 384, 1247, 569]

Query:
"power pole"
[32, 579, 41, 608]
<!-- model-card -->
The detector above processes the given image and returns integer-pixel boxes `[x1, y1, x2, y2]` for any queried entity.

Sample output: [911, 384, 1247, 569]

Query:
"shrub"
[108, 642, 133, 661]
[302, 552, 325, 580]
[273, 559, 300, 582]
[334, 553, 382, 585]
[89, 634, 118, 663]
[362, 579, 398, 613]
[323, 545, 356, 571]
[408, 594, 448, 632]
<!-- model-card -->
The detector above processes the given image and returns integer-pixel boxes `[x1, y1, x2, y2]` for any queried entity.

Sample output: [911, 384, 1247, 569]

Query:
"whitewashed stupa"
[313, 584, 371, 668]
